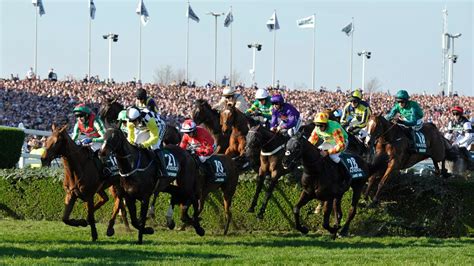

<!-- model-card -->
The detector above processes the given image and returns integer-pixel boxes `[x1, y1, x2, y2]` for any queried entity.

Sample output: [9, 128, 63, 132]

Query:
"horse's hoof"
[367, 201, 379, 209]
[143, 227, 154, 235]
[247, 207, 255, 213]
[78, 219, 88, 227]
[166, 219, 176, 230]
[179, 224, 186, 231]
[195, 226, 205, 237]
[256, 212, 264, 220]
[339, 228, 349, 237]
[297, 226, 309, 235]
[106, 227, 115, 237]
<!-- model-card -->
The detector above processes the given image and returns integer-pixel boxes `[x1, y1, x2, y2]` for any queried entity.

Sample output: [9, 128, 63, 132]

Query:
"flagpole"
[214, 15, 218, 85]
[186, 2, 190, 84]
[272, 10, 276, 88]
[138, 17, 142, 82]
[229, 6, 233, 87]
[311, 14, 315, 91]
[349, 17, 354, 91]
[34, 5, 38, 75]
[88, 10, 92, 81]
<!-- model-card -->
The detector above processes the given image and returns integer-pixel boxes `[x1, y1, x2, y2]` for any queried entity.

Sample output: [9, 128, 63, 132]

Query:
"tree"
[365, 77, 382, 95]
[153, 65, 174, 85]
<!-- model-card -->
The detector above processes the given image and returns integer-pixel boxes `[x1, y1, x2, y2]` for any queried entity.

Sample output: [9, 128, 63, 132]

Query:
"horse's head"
[364, 113, 388, 146]
[41, 124, 69, 166]
[282, 133, 304, 170]
[99, 127, 126, 157]
[220, 105, 236, 134]
[192, 99, 209, 124]
[245, 125, 263, 158]
[99, 98, 124, 127]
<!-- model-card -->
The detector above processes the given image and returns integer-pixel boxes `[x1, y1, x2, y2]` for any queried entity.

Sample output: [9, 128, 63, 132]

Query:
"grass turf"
[0, 219, 472, 265]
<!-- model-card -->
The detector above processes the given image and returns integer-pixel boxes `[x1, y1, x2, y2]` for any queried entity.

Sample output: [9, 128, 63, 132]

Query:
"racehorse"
[40, 124, 129, 241]
[192, 99, 229, 154]
[99, 99, 181, 145]
[99, 127, 205, 243]
[194, 154, 239, 235]
[282, 133, 370, 238]
[364, 114, 451, 206]
[220, 103, 249, 158]
[245, 124, 289, 219]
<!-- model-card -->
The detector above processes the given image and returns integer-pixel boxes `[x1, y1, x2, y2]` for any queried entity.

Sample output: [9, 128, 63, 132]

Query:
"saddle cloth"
[208, 155, 228, 183]
[339, 153, 367, 180]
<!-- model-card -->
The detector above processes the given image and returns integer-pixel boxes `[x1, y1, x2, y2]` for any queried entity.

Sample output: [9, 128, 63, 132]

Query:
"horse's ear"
[59, 124, 68, 132]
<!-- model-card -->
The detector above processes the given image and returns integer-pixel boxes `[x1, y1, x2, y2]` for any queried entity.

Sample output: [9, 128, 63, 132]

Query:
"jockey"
[117, 110, 129, 135]
[340, 90, 371, 135]
[71, 104, 106, 151]
[385, 90, 423, 150]
[309, 112, 348, 164]
[135, 88, 159, 113]
[213, 86, 249, 113]
[245, 88, 272, 124]
[446, 106, 473, 149]
[270, 94, 302, 136]
[126, 106, 167, 176]
[179, 119, 215, 163]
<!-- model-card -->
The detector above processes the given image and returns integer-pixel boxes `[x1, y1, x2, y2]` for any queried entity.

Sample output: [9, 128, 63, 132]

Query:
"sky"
[0, 0, 472, 96]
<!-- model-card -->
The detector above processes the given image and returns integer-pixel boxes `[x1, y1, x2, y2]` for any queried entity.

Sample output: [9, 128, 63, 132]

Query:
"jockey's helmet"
[333, 109, 343, 119]
[180, 119, 197, 133]
[136, 88, 147, 100]
[117, 110, 128, 121]
[222, 86, 235, 97]
[270, 94, 284, 105]
[255, 88, 269, 100]
[314, 112, 329, 125]
[350, 90, 362, 102]
[73, 104, 91, 117]
[127, 107, 141, 122]
[452, 106, 463, 115]
[395, 90, 410, 101]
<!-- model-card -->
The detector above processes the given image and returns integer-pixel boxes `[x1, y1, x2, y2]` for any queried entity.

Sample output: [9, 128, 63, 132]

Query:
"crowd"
[1, 77, 472, 136]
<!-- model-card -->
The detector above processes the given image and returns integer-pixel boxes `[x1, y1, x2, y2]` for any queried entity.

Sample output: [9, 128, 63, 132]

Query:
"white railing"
[16, 123, 54, 168]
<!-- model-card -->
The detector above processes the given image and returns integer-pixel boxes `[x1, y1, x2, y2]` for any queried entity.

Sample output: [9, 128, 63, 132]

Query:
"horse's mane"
[196, 99, 219, 117]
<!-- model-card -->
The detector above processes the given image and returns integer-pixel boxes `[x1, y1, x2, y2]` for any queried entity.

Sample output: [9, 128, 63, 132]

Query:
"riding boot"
[408, 129, 417, 153]
[154, 150, 169, 178]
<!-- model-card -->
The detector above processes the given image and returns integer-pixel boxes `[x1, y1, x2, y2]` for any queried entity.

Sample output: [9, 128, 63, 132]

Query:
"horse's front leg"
[94, 189, 109, 211]
[107, 187, 130, 236]
[370, 159, 397, 208]
[293, 191, 312, 234]
[333, 197, 343, 229]
[62, 192, 87, 227]
[147, 191, 159, 220]
[257, 173, 279, 219]
[248, 172, 265, 213]
[140, 197, 154, 236]
[86, 198, 98, 242]
[340, 181, 364, 237]
[322, 200, 338, 239]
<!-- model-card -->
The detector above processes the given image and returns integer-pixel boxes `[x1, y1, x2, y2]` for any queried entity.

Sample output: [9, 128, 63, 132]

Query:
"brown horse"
[192, 99, 229, 154]
[244, 124, 289, 219]
[220, 103, 250, 167]
[282, 133, 370, 238]
[194, 154, 239, 235]
[364, 114, 451, 206]
[99, 99, 181, 145]
[40, 124, 129, 241]
[99, 127, 205, 243]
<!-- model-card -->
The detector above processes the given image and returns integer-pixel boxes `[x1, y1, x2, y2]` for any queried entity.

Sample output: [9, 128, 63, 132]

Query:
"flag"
[89, 0, 96, 20]
[266, 11, 280, 31]
[187, 4, 200, 23]
[224, 8, 233, 27]
[296, 15, 315, 28]
[136, 0, 150, 26]
[341, 22, 353, 36]
[32, 0, 45, 16]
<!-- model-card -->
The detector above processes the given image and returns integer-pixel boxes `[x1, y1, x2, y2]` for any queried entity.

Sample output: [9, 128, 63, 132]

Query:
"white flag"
[266, 11, 280, 31]
[224, 9, 233, 27]
[136, 0, 150, 26]
[296, 15, 315, 29]
[32, 0, 45, 16]
[187, 4, 200, 23]
[89, 0, 96, 20]
[341, 22, 353, 36]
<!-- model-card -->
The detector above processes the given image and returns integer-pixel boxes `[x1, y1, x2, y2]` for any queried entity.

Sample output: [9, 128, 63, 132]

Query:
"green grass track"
[0, 220, 473, 265]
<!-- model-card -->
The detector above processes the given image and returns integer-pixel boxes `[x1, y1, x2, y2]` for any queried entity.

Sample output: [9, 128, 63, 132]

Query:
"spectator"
[48, 68, 58, 81]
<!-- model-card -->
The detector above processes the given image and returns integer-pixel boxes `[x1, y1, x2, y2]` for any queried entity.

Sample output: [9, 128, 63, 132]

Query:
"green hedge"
[0, 126, 25, 168]
[0, 168, 473, 237]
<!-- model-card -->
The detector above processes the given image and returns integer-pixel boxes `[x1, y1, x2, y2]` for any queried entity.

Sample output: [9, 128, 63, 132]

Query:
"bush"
[0, 126, 25, 168]
[0, 169, 473, 237]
